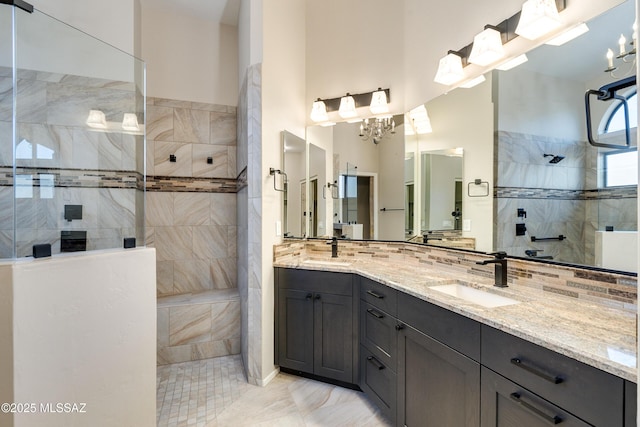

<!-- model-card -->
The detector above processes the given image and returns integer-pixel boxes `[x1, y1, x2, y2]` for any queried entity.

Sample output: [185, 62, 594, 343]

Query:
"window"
[604, 149, 638, 187]
[604, 92, 638, 133]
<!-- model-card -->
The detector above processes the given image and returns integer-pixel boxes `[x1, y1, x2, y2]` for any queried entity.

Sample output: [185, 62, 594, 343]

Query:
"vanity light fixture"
[86, 110, 107, 129]
[515, 0, 562, 41]
[496, 54, 529, 71]
[122, 113, 140, 131]
[545, 22, 588, 46]
[310, 98, 329, 122]
[468, 26, 505, 66]
[434, 51, 465, 86]
[460, 75, 486, 89]
[369, 88, 389, 114]
[338, 94, 357, 119]
[408, 105, 432, 134]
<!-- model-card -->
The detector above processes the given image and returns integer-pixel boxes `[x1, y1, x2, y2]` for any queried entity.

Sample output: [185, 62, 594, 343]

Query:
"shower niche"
[0, 1, 146, 259]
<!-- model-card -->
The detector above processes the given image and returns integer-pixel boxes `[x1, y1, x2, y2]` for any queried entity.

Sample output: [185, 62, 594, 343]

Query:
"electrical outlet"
[276, 220, 282, 237]
[463, 219, 471, 231]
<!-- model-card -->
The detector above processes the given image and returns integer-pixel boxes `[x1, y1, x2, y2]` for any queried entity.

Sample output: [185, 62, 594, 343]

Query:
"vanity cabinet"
[481, 367, 590, 426]
[275, 268, 357, 384]
[397, 292, 481, 427]
[482, 325, 624, 427]
[359, 276, 399, 421]
[625, 381, 637, 427]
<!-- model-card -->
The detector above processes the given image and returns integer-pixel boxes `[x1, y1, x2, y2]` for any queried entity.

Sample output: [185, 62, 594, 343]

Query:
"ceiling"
[522, 0, 635, 83]
[153, 0, 241, 25]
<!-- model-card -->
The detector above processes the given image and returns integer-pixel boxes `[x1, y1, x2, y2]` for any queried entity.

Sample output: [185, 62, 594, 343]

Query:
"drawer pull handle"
[395, 323, 405, 331]
[367, 308, 384, 319]
[305, 293, 313, 300]
[366, 356, 385, 370]
[510, 358, 563, 384]
[510, 393, 563, 425]
[366, 290, 385, 299]
[314, 294, 321, 300]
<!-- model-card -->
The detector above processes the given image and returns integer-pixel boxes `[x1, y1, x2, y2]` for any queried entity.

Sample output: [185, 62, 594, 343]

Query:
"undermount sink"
[430, 283, 520, 308]
[302, 259, 352, 267]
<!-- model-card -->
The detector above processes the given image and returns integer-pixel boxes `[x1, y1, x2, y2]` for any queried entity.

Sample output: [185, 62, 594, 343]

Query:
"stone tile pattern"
[0, 67, 146, 258]
[157, 290, 241, 366]
[494, 130, 637, 266]
[275, 239, 637, 311]
[235, 64, 262, 386]
[156, 355, 389, 427]
[144, 96, 241, 365]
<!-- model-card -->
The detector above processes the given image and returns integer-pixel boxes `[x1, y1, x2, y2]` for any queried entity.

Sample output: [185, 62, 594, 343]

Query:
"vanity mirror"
[282, 131, 305, 238]
[299, 0, 637, 274]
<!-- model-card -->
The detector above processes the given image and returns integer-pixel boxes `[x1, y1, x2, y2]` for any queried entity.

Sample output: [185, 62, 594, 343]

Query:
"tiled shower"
[0, 5, 146, 259]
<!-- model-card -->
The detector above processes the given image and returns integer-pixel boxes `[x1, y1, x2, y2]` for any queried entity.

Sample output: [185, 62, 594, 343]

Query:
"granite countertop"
[274, 257, 638, 383]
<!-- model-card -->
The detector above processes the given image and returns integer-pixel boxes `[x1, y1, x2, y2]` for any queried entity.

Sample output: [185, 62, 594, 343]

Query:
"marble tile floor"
[156, 355, 391, 426]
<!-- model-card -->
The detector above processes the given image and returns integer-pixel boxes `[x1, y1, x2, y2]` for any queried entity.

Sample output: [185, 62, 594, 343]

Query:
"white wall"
[427, 155, 462, 230]
[305, 0, 405, 122]
[416, 78, 494, 251]
[140, 1, 238, 105]
[378, 124, 406, 240]
[260, 0, 306, 383]
[496, 68, 586, 141]
[29, 0, 138, 55]
[0, 248, 156, 427]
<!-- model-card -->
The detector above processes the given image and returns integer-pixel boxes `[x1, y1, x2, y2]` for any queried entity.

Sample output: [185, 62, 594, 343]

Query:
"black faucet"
[327, 237, 338, 258]
[476, 251, 508, 288]
[423, 231, 443, 244]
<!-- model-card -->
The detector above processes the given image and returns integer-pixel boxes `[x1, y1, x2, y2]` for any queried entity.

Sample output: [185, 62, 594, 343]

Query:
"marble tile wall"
[157, 290, 241, 365]
[275, 239, 637, 311]
[144, 96, 241, 365]
[494, 131, 637, 266]
[0, 67, 145, 259]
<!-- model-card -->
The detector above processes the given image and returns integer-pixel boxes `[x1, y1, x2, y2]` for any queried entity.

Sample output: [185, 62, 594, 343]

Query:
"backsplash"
[274, 239, 637, 311]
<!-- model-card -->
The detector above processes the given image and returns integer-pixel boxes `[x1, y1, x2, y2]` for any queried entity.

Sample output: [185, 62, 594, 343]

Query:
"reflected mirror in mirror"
[493, 0, 637, 272]
[282, 131, 305, 238]
[308, 143, 327, 237]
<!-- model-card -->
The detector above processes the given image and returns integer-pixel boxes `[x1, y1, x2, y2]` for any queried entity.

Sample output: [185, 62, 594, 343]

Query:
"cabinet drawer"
[482, 325, 623, 427]
[481, 367, 590, 427]
[360, 302, 397, 369]
[277, 268, 353, 296]
[360, 276, 397, 315]
[360, 345, 396, 422]
[398, 291, 480, 361]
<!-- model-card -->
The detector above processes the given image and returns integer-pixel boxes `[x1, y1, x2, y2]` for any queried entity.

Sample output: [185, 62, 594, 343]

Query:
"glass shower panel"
[8, 6, 145, 259]
[0, 5, 14, 259]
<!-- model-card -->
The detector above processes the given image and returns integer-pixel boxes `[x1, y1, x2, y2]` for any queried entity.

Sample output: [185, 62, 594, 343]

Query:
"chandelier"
[604, 22, 637, 78]
[359, 117, 395, 144]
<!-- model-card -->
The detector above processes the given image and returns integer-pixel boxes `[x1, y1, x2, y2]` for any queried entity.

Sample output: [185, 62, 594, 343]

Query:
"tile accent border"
[274, 239, 637, 311]
[495, 186, 637, 200]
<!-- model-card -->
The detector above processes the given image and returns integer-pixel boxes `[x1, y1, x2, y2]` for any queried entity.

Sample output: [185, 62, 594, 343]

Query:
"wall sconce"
[310, 88, 391, 125]
[369, 88, 389, 114]
[468, 25, 505, 66]
[86, 110, 107, 129]
[407, 105, 432, 134]
[338, 94, 357, 119]
[515, 0, 562, 40]
[310, 98, 329, 122]
[434, 51, 465, 85]
[122, 113, 140, 131]
[434, 0, 566, 86]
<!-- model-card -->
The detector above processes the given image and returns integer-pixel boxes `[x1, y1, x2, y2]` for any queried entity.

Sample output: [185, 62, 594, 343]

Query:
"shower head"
[543, 154, 565, 164]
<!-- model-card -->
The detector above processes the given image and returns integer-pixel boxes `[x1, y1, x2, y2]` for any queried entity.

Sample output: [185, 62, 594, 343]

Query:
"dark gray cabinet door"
[277, 288, 314, 373]
[397, 324, 480, 427]
[481, 367, 590, 427]
[313, 292, 354, 383]
[626, 381, 637, 427]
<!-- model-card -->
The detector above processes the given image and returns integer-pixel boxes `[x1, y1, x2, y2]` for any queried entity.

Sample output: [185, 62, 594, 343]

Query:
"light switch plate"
[463, 219, 471, 231]
[275, 220, 282, 237]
